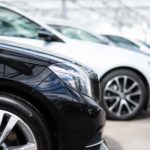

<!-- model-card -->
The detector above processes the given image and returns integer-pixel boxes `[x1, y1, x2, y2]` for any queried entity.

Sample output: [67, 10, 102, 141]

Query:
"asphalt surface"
[104, 109, 150, 150]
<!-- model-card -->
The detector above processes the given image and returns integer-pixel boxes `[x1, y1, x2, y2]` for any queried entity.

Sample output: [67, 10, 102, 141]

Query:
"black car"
[0, 39, 107, 150]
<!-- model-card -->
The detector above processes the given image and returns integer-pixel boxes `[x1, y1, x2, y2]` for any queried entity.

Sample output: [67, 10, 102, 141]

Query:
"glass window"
[105, 35, 140, 50]
[51, 25, 110, 45]
[138, 40, 150, 48]
[0, 7, 41, 39]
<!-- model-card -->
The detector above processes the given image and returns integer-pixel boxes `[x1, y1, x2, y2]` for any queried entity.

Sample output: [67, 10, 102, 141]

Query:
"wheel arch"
[100, 66, 149, 109]
[0, 78, 59, 150]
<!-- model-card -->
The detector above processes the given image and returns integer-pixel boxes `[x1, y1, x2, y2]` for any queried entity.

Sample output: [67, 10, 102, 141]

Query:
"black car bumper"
[35, 70, 107, 150]
[85, 123, 108, 150]
[86, 140, 108, 150]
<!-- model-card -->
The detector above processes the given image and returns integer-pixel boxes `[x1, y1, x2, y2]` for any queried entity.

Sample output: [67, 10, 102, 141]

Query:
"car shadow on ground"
[105, 136, 124, 150]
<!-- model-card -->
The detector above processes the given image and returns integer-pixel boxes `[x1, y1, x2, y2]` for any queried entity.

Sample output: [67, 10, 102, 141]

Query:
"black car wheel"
[100, 69, 147, 120]
[0, 92, 52, 150]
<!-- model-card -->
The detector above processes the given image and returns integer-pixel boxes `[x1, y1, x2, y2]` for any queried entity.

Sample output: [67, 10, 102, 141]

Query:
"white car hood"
[0, 36, 149, 75]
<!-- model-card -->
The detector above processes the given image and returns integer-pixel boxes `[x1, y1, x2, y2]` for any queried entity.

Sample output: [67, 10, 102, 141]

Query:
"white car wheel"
[101, 69, 147, 120]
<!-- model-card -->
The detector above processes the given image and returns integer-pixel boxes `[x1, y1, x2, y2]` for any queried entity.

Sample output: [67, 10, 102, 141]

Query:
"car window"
[105, 35, 140, 50]
[0, 7, 41, 39]
[51, 25, 110, 45]
[138, 40, 150, 48]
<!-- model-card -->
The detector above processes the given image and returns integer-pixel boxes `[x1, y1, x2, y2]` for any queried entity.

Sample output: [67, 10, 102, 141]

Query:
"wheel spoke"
[0, 111, 4, 127]
[105, 87, 119, 95]
[123, 76, 127, 92]
[115, 77, 121, 92]
[0, 115, 19, 144]
[127, 90, 142, 97]
[126, 97, 138, 107]
[117, 102, 123, 116]
[104, 95, 119, 100]
[109, 98, 120, 111]
[126, 82, 138, 93]
[124, 101, 132, 113]
[8, 143, 37, 150]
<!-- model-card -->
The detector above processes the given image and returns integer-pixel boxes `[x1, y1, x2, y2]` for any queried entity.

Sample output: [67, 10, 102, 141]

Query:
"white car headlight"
[49, 63, 92, 97]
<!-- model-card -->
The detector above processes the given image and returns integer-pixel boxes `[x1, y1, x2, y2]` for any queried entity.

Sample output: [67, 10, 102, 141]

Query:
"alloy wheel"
[0, 110, 37, 150]
[103, 75, 142, 117]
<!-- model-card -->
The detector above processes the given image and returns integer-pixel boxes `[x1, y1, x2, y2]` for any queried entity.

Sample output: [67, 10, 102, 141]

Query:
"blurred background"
[1, 0, 150, 43]
[1, 1, 150, 149]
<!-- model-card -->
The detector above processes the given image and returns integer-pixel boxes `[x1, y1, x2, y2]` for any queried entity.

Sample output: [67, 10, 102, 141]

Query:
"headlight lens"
[49, 63, 92, 97]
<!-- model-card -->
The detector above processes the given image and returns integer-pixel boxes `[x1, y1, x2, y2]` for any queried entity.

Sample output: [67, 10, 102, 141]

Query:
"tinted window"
[105, 35, 140, 50]
[51, 25, 110, 45]
[0, 7, 40, 39]
[139, 40, 150, 48]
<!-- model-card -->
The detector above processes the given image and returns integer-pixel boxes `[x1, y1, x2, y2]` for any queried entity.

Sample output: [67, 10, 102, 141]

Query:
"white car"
[0, 4, 150, 120]
[101, 34, 150, 54]
[47, 20, 150, 54]
[45, 18, 111, 46]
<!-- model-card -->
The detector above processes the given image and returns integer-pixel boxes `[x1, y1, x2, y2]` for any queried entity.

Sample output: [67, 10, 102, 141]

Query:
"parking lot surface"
[104, 109, 150, 150]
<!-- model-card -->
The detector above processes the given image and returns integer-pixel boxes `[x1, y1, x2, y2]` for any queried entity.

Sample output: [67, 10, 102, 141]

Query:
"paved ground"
[104, 109, 150, 150]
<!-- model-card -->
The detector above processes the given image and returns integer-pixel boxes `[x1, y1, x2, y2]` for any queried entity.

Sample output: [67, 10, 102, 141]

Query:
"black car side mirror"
[38, 30, 62, 42]
[38, 30, 53, 42]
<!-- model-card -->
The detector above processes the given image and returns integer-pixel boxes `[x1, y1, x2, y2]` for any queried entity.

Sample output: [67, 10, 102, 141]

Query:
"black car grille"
[79, 64, 100, 102]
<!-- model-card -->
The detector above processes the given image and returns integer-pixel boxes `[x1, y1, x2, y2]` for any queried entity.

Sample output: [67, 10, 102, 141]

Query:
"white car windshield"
[50, 25, 110, 45]
[0, 7, 40, 39]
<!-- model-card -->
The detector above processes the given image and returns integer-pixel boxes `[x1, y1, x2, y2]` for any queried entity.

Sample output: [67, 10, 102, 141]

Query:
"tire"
[100, 69, 147, 120]
[0, 92, 52, 150]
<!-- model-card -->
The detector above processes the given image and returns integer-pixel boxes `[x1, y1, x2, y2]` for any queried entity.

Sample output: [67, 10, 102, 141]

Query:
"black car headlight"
[49, 63, 92, 97]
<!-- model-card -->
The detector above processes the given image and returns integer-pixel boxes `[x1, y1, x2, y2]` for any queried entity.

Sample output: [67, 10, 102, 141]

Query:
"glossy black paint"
[0, 41, 106, 150]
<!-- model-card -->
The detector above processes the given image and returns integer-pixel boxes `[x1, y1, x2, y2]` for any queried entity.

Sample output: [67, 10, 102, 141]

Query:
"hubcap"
[0, 110, 37, 150]
[103, 75, 142, 117]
